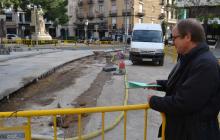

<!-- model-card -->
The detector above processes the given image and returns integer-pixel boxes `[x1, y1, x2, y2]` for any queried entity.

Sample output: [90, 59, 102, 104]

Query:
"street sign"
[0, 131, 25, 140]
[0, 126, 29, 140]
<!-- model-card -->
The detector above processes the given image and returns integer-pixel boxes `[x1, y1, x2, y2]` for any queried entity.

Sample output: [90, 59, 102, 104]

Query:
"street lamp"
[21, 25, 25, 38]
[95, 24, 99, 40]
[84, 19, 88, 43]
[0, 14, 6, 44]
[27, 4, 39, 46]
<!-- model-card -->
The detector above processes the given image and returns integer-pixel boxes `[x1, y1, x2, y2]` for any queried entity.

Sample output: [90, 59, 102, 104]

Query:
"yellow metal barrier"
[2, 39, 124, 47]
[2, 39, 58, 46]
[0, 104, 165, 140]
[0, 125, 30, 140]
[0, 71, 166, 140]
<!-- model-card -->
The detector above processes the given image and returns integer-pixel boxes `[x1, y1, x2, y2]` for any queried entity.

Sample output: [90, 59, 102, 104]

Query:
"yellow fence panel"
[0, 104, 166, 140]
[0, 70, 166, 140]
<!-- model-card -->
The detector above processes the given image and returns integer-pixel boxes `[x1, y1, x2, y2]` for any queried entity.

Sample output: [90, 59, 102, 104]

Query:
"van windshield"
[132, 30, 162, 43]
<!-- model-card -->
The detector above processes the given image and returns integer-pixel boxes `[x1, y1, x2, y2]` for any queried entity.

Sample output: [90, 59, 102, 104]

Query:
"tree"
[0, 0, 21, 12]
[28, 0, 69, 25]
[1, 0, 69, 25]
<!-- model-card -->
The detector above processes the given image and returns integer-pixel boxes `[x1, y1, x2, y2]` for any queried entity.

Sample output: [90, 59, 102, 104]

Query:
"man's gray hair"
[177, 19, 206, 43]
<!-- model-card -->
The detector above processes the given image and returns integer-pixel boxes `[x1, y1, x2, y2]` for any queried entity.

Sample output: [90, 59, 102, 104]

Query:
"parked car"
[6, 34, 21, 40]
[100, 37, 113, 41]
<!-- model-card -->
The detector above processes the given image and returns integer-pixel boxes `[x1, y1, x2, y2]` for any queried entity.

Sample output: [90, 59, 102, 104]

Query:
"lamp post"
[21, 25, 25, 38]
[95, 24, 99, 40]
[27, 4, 39, 46]
[0, 15, 6, 47]
[84, 19, 88, 44]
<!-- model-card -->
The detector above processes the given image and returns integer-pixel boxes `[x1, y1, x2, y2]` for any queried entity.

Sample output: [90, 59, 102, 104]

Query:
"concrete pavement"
[0, 49, 94, 100]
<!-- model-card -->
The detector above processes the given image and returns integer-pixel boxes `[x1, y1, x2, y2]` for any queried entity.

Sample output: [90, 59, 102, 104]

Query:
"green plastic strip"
[127, 81, 161, 89]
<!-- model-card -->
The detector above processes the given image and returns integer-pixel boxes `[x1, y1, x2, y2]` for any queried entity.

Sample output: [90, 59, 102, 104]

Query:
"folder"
[127, 81, 161, 89]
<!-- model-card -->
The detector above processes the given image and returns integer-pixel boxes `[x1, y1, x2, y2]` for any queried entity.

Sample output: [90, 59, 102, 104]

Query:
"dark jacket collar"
[179, 42, 209, 65]
[166, 42, 209, 90]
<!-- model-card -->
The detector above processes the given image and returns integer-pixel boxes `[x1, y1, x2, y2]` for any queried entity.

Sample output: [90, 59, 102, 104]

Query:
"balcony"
[98, 23, 107, 30]
[97, 13, 104, 18]
[87, 13, 95, 19]
[98, 0, 104, 3]
[78, 1, 83, 6]
[136, 10, 145, 17]
[159, 0, 164, 5]
[122, 9, 132, 16]
[77, 13, 84, 19]
[5, 21, 17, 26]
[109, 10, 117, 17]
[87, 0, 94, 4]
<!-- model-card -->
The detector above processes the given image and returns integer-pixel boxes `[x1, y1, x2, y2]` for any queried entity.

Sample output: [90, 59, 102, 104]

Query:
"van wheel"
[131, 60, 137, 65]
[158, 59, 164, 66]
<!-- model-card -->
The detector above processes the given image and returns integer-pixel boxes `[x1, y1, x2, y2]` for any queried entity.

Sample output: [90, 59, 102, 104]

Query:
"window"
[132, 30, 163, 43]
[171, 10, 174, 19]
[89, 5, 93, 13]
[124, 0, 129, 8]
[6, 13, 12, 21]
[99, 4, 103, 13]
[19, 13, 23, 22]
[139, 4, 143, 12]
[112, 17, 116, 25]
[112, 1, 116, 11]
[138, 18, 143, 23]
[152, 6, 155, 13]
[112, 17, 117, 29]
[124, 17, 130, 28]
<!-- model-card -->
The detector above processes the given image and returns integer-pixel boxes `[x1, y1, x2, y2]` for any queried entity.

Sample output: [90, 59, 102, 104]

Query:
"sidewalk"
[0, 49, 61, 62]
[0, 49, 94, 100]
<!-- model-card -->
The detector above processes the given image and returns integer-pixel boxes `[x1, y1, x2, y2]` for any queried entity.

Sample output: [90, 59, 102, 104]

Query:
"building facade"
[72, 0, 163, 41]
[67, 0, 77, 37]
[3, 8, 31, 38]
[160, 0, 177, 39]
[176, 0, 220, 43]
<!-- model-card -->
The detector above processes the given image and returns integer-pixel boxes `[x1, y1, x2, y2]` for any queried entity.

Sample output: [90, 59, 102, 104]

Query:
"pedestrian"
[147, 19, 220, 140]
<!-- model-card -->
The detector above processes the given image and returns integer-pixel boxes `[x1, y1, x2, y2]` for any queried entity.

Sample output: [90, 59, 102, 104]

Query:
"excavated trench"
[0, 52, 115, 138]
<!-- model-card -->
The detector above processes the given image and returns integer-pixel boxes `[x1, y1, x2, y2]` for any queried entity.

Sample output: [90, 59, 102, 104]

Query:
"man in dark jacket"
[147, 19, 220, 140]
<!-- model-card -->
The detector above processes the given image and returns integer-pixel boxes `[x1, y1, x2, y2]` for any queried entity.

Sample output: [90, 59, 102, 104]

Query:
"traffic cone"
[118, 60, 125, 74]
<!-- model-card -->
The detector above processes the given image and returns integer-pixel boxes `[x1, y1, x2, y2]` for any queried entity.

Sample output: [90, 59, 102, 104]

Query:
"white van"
[129, 24, 164, 65]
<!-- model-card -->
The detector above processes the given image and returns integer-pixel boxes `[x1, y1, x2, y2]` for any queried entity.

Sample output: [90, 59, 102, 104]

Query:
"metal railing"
[0, 105, 166, 140]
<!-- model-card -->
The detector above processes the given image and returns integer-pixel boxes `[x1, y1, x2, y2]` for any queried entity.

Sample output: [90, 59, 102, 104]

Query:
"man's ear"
[185, 33, 191, 42]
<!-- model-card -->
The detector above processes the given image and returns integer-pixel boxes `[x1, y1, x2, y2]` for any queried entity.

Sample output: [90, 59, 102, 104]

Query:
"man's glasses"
[172, 35, 181, 41]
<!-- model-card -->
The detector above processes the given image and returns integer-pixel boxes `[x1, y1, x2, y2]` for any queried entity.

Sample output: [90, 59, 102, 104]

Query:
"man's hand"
[147, 82, 157, 90]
